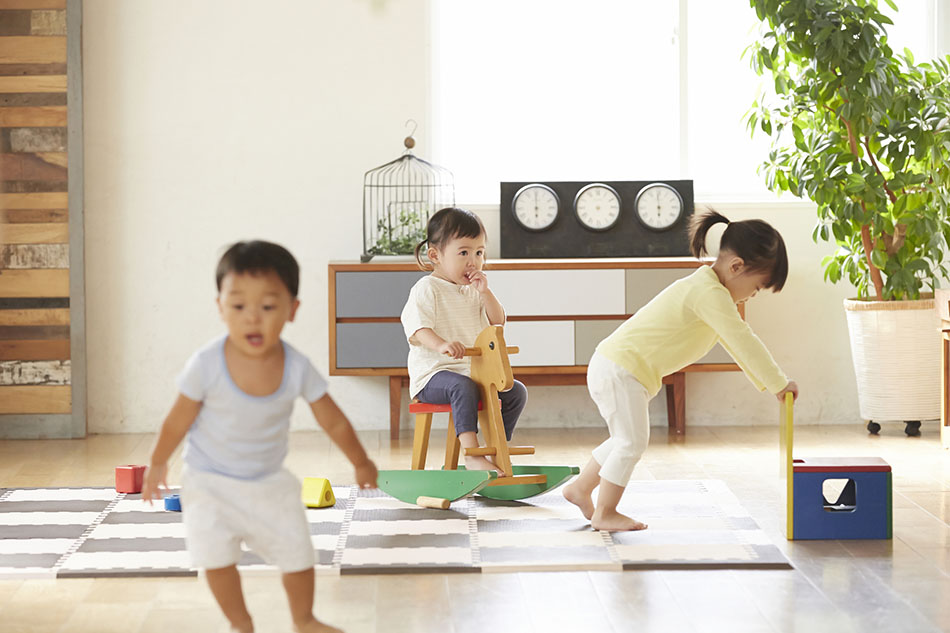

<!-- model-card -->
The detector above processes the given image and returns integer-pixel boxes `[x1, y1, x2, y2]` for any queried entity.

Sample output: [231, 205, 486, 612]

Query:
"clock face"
[512, 184, 560, 232]
[574, 183, 621, 231]
[635, 183, 684, 231]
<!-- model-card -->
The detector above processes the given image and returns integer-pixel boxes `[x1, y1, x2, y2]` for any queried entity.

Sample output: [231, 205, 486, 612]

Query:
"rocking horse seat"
[408, 400, 485, 414]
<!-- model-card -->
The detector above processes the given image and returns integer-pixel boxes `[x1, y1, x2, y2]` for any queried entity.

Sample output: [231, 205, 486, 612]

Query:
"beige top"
[596, 266, 788, 397]
[400, 274, 490, 398]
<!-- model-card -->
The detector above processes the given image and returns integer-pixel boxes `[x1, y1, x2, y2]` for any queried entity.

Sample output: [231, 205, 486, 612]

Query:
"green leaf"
[871, 249, 887, 270]
[775, 73, 787, 95]
[846, 173, 866, 192]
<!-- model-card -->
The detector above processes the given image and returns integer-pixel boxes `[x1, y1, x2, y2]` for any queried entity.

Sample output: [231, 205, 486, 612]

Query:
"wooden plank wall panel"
[0, 1, 70, 415]
[0, 385, 70, 413]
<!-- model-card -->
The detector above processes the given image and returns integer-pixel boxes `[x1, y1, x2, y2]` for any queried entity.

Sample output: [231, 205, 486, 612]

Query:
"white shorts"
[587, 351, 652, 487]
[181, 466, 314, 573]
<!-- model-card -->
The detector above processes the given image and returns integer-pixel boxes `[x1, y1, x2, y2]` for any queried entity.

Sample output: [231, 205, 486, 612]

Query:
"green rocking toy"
[378, 325, 579, 508]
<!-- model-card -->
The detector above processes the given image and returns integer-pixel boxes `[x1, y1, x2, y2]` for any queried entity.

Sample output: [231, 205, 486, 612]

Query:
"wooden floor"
[0, 422, 948, 633]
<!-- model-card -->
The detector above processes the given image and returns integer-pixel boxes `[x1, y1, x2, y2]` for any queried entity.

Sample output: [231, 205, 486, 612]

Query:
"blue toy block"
[792, 458, 891, 540]
[164, 494, 182, 512]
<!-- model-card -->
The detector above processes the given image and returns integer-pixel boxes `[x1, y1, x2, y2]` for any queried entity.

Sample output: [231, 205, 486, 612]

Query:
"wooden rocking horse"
[378, 325, 579, 508]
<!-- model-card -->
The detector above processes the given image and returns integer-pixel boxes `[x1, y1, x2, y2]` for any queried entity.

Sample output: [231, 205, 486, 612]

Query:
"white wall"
[82, 1, 862, 434]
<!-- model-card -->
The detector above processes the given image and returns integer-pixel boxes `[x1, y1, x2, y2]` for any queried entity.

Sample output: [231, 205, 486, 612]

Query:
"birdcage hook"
[404, 119, 418, 151]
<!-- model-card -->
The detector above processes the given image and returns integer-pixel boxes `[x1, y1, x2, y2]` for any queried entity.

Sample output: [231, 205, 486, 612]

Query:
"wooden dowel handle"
[416, 496, 451, 509]
[463, 346, 518, 356]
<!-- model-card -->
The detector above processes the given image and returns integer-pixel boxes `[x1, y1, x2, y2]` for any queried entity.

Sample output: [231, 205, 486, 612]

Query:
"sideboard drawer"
[335, 271, 426, 318]
[624, 269, 694, 313]
[488, 269, 626, 316]
[336, 322, 408, 368]
[504, 321, 575, 366]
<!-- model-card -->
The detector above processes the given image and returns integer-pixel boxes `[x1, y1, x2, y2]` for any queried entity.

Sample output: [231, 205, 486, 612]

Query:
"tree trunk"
[861, 223, 885, 300]
[845, 122, 885, 301]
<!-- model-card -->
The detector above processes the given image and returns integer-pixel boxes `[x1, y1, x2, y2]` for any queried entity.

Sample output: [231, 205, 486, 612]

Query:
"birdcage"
[362, 123, 455, 262]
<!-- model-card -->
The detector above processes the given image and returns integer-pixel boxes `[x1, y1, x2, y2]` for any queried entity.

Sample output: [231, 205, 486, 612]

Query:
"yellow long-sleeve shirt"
[596, 265, 788, 397]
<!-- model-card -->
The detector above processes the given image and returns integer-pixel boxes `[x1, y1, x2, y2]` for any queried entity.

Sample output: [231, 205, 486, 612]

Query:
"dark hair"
[215, 240, 300, 297]
[414, 207, 487, 270]
[688, 208, 788, 292]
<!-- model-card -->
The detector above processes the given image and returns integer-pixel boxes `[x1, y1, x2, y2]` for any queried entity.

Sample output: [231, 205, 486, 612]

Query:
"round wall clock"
[634, 182, 684, 231]
[574, 183, 621, 231]
[512, 183, 560, 232]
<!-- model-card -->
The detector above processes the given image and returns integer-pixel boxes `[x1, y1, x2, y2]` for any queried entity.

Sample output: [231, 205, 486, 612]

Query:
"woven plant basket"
[843, 294, 941, 421]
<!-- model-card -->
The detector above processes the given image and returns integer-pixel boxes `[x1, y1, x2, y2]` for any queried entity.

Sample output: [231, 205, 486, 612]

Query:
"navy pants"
[416, 370, 527, 441]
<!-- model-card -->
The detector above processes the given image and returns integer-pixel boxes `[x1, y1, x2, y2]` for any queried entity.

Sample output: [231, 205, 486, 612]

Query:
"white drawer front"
[488, 270, 626, 316]
[503, 321, 575, 367]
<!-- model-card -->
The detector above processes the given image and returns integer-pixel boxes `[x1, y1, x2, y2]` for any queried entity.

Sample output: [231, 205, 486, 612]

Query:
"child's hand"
[439, 340, 466, 359]
[466, 270, 489, 293]
[776, 380, 799, 402]
[354, 459, 378, 489]
[141, 463, 167, 505]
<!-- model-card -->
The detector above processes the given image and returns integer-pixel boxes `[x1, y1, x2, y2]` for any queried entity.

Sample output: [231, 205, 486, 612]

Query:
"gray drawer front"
[575, 319, 624, 366]
[625, 269, 694, 314]
[336, 322, 409, 369]
[336, 271, 427, 318]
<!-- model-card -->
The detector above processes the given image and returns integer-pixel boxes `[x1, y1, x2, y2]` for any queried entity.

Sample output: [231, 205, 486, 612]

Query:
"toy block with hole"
[114, 465, 146, 493]
[780, 394, 892, 540]
[792, 457, 892, 540]
[301, 477, 336, 508]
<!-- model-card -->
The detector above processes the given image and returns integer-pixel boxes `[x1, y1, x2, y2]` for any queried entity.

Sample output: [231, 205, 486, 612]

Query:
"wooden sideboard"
[328, 258, 743, 439]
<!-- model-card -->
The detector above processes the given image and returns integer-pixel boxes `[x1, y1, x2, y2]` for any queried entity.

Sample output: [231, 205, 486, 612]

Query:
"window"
[432, 1, 944, 204]
[431, 0, 678, 204]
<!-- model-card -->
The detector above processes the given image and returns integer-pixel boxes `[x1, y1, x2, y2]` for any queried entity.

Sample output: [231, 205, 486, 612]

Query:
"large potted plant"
[746, 0, 950, 434]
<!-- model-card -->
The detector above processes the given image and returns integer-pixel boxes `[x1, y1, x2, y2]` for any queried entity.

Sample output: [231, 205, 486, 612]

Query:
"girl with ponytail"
[563, 208, 798, 531]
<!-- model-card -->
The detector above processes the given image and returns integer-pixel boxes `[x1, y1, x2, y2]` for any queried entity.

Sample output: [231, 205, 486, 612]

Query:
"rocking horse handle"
[463, 346, 519, 356]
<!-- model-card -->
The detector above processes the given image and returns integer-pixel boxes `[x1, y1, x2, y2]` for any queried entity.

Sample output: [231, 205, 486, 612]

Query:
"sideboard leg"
[389, 376, 402, 440]
[666, 372, 686, 436]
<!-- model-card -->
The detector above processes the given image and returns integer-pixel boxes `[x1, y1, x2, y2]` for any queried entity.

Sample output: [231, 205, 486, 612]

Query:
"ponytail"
[689, 208, 731, 259]
[690, 206, 789, 292]
[414, 238, 430, 271]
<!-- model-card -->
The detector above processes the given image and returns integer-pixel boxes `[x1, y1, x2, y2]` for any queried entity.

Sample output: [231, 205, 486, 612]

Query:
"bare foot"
[294, 617, 343, 633]
[562, 483, 595, 520]
[591, 509, 648, 532]
[465, 454, 504, 476]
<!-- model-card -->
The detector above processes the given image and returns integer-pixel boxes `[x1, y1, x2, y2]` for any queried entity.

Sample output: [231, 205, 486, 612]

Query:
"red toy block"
[115, 465, 146, 493]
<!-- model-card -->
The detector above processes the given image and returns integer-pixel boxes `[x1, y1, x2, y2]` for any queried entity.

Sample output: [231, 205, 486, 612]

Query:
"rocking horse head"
[470, 325, 514, 393]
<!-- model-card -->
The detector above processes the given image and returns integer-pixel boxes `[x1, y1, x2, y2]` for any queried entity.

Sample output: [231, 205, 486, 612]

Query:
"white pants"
[587, 352, 651, 487]
[181, 466, 314, 573]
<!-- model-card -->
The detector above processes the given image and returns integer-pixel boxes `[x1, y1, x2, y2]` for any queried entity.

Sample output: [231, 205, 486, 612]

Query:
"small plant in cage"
[367, 202, 429, 256]
[362, 121, 455, 261]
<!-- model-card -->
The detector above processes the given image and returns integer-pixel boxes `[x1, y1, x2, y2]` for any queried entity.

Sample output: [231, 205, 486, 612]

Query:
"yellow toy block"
[301, 477, 336, 508]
